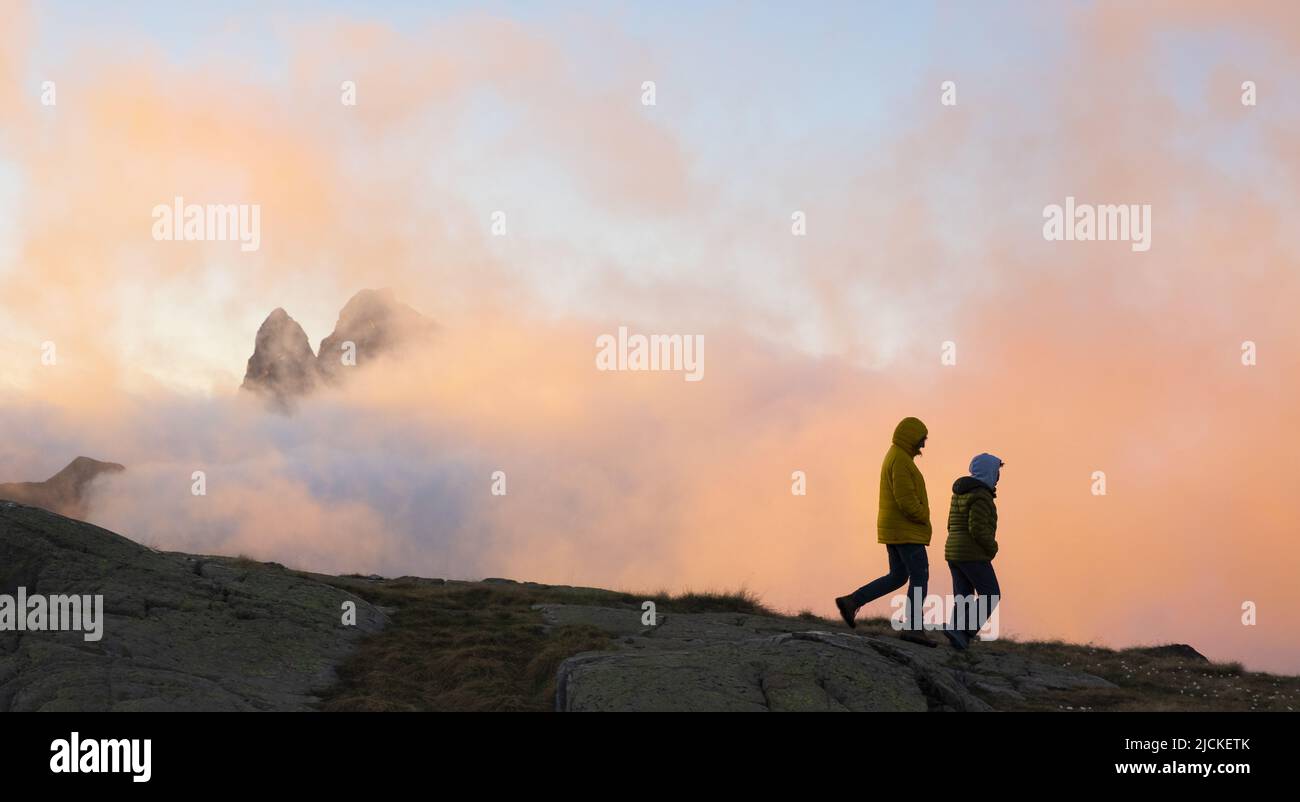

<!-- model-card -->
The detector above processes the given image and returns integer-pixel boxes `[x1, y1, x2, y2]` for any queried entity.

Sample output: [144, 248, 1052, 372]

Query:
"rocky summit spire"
[240, 307, 320, 411]
[316, 288, 435, 383]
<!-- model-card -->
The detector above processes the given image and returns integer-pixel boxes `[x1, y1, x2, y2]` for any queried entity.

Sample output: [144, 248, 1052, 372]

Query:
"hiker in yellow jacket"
[835, 417, 937, 646]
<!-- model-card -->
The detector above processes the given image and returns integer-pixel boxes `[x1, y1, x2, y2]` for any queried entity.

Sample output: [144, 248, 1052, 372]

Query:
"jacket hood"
[891, 417, 928, 456]
[969, 453, 1003, 488]
[952, 475, 995, 497]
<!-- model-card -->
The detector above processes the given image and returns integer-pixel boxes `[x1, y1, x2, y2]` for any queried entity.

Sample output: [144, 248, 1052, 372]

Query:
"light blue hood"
[969, 453, 1003, 488]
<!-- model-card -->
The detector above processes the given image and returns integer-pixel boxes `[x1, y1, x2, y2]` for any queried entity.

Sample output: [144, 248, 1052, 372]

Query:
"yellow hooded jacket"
[877, 417, 932, 544]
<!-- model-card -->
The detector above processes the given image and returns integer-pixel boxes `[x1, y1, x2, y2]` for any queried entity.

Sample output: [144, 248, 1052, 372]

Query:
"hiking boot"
[900, 629, 939, 648]
[834, 595, 858, 628]
[943, 629, 969, 650]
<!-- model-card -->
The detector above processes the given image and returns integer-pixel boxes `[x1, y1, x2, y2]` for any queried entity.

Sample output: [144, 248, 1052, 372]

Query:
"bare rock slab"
[545, 604, 1114, 712]
[0, 503, 386, 711]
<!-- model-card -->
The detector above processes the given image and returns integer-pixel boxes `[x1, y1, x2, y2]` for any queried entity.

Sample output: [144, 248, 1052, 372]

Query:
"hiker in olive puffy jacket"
[942, 453, 1004, 651]
[835, 417, 936, 646]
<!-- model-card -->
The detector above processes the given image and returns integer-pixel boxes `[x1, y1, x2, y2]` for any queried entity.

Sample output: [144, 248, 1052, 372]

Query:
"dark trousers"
[849, 543, 929, 630]
[948, 560, 1000, 637]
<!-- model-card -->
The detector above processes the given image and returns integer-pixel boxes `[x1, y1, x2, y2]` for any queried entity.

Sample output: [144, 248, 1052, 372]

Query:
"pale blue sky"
[3, 1, 1294, 371]
[6, 1, 1045, 364]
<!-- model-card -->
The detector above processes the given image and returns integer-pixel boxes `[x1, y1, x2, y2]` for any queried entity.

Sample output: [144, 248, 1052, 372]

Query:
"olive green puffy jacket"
[877, 417, 932, 545]
[944, 476, 999, 561]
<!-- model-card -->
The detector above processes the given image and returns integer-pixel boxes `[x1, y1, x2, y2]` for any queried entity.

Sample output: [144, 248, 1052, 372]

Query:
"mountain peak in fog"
[317, 288, 436, 383]
[241, 307, 319, 411]
[240, 290, 435, 412]
[0, 457, 125, 519]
